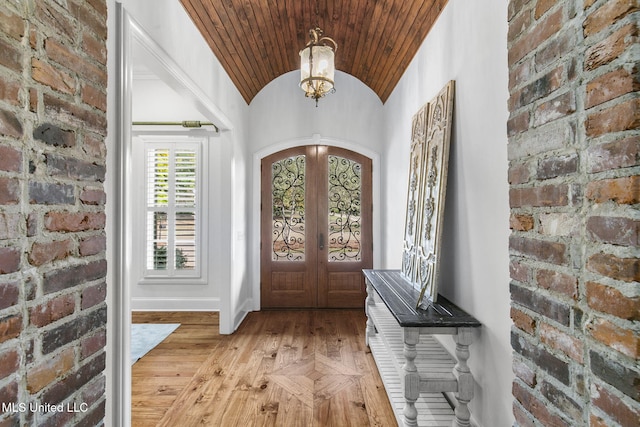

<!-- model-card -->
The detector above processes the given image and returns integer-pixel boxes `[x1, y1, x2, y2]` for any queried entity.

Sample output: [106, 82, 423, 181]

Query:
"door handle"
[319, 233, 324, 250]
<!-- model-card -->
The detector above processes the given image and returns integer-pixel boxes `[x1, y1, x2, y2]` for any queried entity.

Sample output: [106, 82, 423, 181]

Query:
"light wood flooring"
[131, 310, 397, 426]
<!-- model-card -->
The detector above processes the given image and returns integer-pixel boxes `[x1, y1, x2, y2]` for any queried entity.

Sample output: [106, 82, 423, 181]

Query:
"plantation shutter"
[145, 142, 200, 277]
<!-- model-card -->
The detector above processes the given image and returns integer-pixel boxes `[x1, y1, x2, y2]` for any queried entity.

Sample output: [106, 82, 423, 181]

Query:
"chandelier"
[299, 27, 337, 106]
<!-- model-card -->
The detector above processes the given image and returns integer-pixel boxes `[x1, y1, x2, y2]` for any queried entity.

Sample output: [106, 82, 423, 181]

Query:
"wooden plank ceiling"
[180, 0, 448, 104]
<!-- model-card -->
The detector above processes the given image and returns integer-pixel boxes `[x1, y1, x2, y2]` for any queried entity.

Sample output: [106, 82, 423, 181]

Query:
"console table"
[363, 270, 481, 427]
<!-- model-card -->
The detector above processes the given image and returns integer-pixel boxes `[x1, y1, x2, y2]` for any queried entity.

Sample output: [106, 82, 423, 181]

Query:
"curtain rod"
[132, 121, 218, 132]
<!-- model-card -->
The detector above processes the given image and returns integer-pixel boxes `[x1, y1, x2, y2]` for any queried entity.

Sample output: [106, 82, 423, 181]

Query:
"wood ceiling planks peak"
[180, 0, 447, 104]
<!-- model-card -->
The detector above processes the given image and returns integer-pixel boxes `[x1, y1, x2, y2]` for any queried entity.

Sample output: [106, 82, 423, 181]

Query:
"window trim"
[134, 134, 207, 284]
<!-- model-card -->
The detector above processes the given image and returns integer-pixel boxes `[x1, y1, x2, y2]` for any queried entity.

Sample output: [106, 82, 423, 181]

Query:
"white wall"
[132, 74, 209, 122]
[382, 0, 513, 425]
[249, 70, 384, 152]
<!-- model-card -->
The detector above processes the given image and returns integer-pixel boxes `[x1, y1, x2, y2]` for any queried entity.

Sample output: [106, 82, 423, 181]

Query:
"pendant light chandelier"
[299, 27, 337, 106]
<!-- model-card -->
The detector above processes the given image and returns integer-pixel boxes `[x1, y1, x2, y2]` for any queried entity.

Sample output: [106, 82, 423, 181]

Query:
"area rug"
[131, 323, 180, 364]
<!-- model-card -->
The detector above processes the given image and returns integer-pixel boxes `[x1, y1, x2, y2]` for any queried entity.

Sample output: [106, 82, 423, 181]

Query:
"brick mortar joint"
[582, 10, 640, 46]
[508, 173, 585, 189]
[589, 374, 640, 410]
[512, 286, 640, 400]
[507, 7, 640, 142]
[1, 127, 106, 196]
[512, 328, 593, 391]
[24, 272, 104, 308]
[583, 310, 640, 338]
[510, 285, 579, 320]
[507, 4, 585, 70]
[0, 222, 107, 251]
[596, 162, 640, 185]
[511, 270, 640, 342]
[509, 223, 638, 285]
[511, 345, 591, 411]
[24, 291, 100, 330]
[584, 336, 639, 376]
[583, 92, 640, 119]
[18, 22, 109, 135]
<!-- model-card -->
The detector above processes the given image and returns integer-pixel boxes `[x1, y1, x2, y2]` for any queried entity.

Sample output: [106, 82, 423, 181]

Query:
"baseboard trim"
[231, 298, 253, 332]
[131, 297, 220, 311]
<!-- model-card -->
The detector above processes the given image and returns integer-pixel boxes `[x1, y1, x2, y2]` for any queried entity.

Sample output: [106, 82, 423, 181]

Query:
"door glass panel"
[271, 155, 306, 261]
[328, 155, 362, 262]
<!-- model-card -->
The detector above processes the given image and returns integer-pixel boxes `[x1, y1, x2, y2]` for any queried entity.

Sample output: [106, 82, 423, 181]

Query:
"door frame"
[251, 134, 381, 310]
[110, 6, 232, 425]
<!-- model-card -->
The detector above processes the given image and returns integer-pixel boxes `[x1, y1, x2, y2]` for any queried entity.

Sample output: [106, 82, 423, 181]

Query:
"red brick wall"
[0, 1, 107, 425]
[508, 0, 639, 426]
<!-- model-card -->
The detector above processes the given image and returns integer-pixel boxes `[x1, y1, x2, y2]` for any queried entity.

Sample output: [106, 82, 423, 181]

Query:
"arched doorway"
[260, 145, 373, 308]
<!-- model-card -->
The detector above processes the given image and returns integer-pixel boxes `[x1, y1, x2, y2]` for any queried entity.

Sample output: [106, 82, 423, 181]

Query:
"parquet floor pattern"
[132, 310, 396, 427]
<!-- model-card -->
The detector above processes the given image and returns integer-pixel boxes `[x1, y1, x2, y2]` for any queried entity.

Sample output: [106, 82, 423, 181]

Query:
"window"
[144, 141, 201, 277]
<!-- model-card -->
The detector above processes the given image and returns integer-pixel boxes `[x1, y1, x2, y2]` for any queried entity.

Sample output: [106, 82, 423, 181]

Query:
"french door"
[260, 146, 373, 308]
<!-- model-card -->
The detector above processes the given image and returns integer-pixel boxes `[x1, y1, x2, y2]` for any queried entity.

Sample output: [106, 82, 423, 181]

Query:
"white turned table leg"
[365, 280, 376, 346]
[452, 328, 474, 427]
[403, 328, 420, 427]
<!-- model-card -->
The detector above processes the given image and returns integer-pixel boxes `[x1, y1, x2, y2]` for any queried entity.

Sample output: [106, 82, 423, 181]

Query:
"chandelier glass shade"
[299, 28, 337, 105]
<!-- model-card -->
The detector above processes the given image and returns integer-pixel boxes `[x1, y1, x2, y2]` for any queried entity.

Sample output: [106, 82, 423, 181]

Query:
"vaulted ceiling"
[180, 0, 448, 104]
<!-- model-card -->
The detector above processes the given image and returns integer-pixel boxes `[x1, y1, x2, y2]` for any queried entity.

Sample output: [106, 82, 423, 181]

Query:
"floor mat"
[131, 323, 180, 364]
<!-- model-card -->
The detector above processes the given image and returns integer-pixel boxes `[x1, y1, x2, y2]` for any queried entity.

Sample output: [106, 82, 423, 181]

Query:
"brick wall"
[0, 1, 107, 426]
[507, 0, 639, 426]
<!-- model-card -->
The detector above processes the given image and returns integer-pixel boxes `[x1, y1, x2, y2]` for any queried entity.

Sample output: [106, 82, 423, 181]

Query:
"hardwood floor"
[131, 312, 222, 426]
[131, 310, 397, 426]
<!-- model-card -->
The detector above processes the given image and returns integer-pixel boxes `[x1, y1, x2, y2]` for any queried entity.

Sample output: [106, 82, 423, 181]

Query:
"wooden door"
[261, 146, 372, 308]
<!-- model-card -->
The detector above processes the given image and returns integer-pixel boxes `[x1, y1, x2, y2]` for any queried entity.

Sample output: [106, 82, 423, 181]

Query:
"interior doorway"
[113, 6, 234, 424]
[260, 145, 373, 308]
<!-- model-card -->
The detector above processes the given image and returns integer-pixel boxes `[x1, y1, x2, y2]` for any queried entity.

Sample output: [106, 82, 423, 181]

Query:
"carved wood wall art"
[401, 80, 455, 308]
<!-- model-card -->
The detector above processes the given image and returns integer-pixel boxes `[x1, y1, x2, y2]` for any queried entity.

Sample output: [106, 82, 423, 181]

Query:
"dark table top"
[363, 269, 481, 328]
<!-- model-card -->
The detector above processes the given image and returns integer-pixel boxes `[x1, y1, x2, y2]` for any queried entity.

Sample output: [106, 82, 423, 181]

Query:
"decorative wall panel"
[401, 81, 455, 307]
